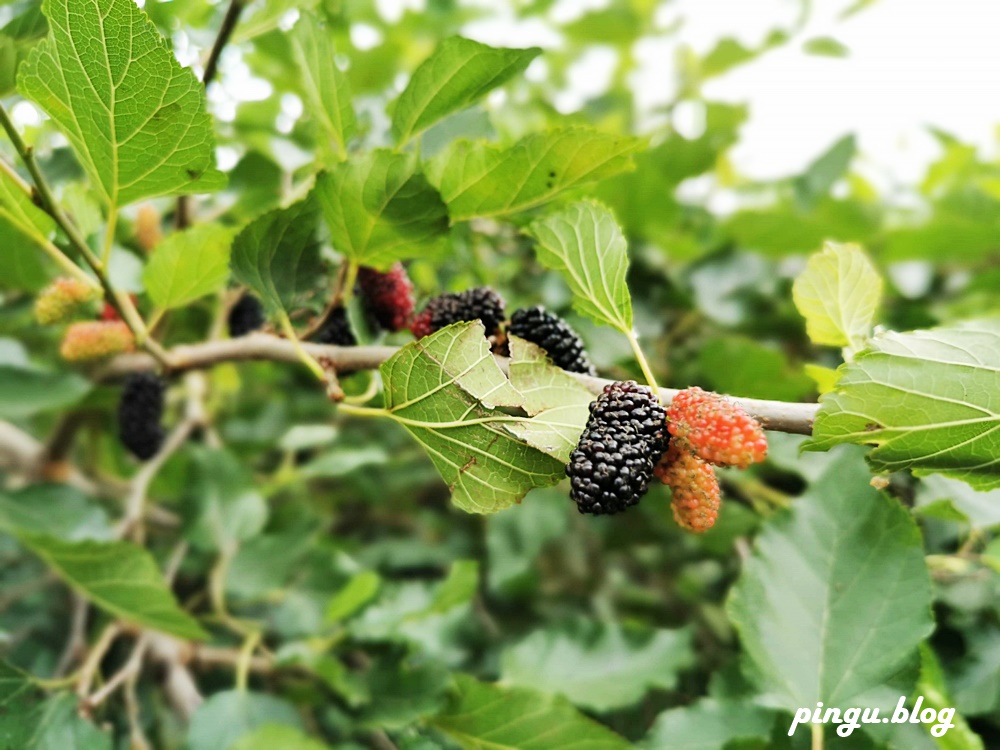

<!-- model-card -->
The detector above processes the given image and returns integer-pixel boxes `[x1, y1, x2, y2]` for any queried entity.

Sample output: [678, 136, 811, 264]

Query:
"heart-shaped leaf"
[805, 319, 1000, 490]
[378, 322, 564, 513]
[425, 128, 641, 221]
[18, 0, 224, 206]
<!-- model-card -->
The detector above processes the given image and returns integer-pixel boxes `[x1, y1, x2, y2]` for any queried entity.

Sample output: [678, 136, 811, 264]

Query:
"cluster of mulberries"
[314, 306, 357, 346]
[357, 263, 414, 332]
[228, 294, 266, 338]
[118, 373, 166, 460]
[410, 287, 506, 339]
[566, 381, 668, 515]
[652, 387, 769, 533]
[508, 306, 595, 375]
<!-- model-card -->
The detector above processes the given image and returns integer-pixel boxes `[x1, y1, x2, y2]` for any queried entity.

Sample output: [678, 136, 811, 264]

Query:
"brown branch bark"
[101, 334, 820, 434]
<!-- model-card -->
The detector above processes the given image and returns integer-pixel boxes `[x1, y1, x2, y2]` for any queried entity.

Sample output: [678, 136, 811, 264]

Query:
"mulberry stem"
[278, 312, 328, 382]
[626, 330, 660, 398]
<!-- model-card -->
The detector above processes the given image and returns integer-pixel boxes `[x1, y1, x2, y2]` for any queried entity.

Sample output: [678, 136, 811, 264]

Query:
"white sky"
[460, 0, 1000, 186]
[14, 0, 999, 192]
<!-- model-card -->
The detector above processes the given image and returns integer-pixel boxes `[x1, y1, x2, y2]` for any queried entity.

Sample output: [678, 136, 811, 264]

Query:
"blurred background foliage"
[0, 0, 998, 748]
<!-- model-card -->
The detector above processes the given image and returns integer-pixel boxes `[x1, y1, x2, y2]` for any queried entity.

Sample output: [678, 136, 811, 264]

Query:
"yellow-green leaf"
[425, 128, 641, 221]
[392, 37, 540, 145]
[379, 322, 564, 514]
[20, 534, 207, 640]
[18, 0, 225, 206]
[792, 241, 882, 350]
[144, 223, 235, 309]
[526, 200, 633, 332]
[289, 11, 355, 162]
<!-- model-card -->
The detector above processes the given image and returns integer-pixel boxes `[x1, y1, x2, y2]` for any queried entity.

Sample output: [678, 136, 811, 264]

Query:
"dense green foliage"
[0, 1, 997, 749]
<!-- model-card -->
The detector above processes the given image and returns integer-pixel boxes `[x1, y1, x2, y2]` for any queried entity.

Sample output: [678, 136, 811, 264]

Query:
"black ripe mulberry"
[357, 263, 414, 332]
[228, 294, 265, 338]
[315, 306, 357, 346]
[566, 381, 668, 515]
[410, 287, 506, 339]
[509, 306, 596, 375]
[118, 373, 166, 460]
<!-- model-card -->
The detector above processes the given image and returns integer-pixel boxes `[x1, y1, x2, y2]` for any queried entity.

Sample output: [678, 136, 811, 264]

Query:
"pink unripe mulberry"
[60, 321, 135, 361]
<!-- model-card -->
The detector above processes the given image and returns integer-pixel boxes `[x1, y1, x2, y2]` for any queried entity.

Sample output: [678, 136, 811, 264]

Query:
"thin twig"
[39, 410, 91, 471]
[145, 634, 204, 720]
[175, 0, 245, 229]
[53, 594, 89, 678]
[76, 622, 122, 698]
[203, 0, 245, 86]
[85, 634, 150, 709]
[123, 667, 152, 750]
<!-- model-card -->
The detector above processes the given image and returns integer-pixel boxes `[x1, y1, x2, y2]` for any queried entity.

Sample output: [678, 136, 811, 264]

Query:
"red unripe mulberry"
[667, 387, 767, 469]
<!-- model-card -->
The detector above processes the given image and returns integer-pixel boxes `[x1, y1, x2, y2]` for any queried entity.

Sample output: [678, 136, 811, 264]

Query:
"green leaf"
[0, 166, 58, 291]
[188, 691, 303, 750]
[430, 560, 478, 613]
[727, 448, 934, 709]
[724, 199, 879, 257]
[0, 679, 111, 750]
[916, 644, 984, 750]
[638, 698, 774, 750]
[28, 694, 112, 750]
[379, 322, 565, 514]
[803, 36, 850, 57]
[0, 660, 41, 749]
[526, 200, 633, 332]
[506, 337, 593, 462]
[18, 0, 224, 206]
[0, 484, 111, 541]
[804, 320, 1000, 490]
[883, 219, 1000, 262]
[0, 364, 91, 419]
[0, 6, 47, 97]
[949, 627, 1000, 716]
[356, 657, 450, 729]
[302, 445, 390, 479]
[915, 475, 1000, 529]
[425, 128, 641, 221]
[486, 488, 568, 595]
[794, 135, 856, 208]
[500, 622, 693, 712]
[805, 363, 841, 395]
[289, 11, 355, 161]
[2, 691, 111, 750]
[792, 241, 882, 350]
[19, 534, 207, 640]
[350, 580, 469, 644]
[144, 223, 235, 309]
[315, 151, 449, 271]
[231, 725, 328, 750]
[230, 196, 321, 315]
[431, 675, 631, 750]
[392, 37, 540, 145]
[699, 32, 787, 79]
[326, 570, 381, 622]
[698, 336, 816, 402]
[182, 447, 268, 552]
